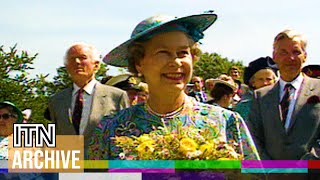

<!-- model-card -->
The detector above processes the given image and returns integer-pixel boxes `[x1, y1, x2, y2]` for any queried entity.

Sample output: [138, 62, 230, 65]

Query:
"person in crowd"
[88, 11, 259, 160]
[204, 78, 215, 101]
[0, 101, 23, 160]
[216, 74, 241, 106]
[228, 66, 242, 92]
[228, 66, 251, 99]
[248, 29, 320, 160]
[207, 78, 237, 109]
[106, 74, 149, 105]
[228, 66, 241, 82]
[235, 57, 277, 120]
[0, 101, 58, 180]
[302, 64, 320, 79]
[48, 42, 129, 154]
[135, 82, 149, 104]
[188, 76, 207, 102]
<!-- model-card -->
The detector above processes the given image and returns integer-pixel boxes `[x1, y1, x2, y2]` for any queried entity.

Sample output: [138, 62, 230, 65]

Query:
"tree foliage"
[194, 52, 244, 81]
[0, 44, 51, 124]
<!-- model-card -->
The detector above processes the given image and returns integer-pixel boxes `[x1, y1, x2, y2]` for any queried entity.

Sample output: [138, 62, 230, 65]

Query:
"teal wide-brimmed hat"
[0, 101, 23, 123]
[103, 10, 218, 67]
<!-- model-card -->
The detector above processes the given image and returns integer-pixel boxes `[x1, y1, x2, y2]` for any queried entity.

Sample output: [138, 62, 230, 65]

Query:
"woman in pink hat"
[88, 11, 259, 160]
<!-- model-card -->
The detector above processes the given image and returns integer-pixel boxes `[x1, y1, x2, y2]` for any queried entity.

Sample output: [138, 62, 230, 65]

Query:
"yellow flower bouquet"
[113, 121, 243, 160]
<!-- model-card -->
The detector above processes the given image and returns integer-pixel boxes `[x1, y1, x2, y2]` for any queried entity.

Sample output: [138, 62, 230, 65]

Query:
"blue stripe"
[0, 168, 8, 173]
[108, 160, 175, 168]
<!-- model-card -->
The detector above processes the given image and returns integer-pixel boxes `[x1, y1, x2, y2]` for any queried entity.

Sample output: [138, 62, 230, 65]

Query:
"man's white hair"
[64, 42, 101, 66]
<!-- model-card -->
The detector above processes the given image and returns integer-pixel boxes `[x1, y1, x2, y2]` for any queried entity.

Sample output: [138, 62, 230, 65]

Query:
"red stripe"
[308, 160, 320, 169]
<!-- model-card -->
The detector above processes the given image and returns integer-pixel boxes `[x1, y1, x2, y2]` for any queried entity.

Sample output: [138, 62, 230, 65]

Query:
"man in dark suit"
[188, 76, 207, 102]
[48, 42, 129, 153]
[248, 29, 320, 160]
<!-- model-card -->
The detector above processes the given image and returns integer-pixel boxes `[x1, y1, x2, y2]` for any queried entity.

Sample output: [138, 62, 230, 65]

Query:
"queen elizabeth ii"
[88, 11, 260, 160]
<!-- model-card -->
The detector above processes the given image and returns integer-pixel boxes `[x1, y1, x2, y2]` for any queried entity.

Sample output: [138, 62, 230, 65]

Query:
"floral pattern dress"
[88, 97, 260, 160]
[0, 136, 9, 160]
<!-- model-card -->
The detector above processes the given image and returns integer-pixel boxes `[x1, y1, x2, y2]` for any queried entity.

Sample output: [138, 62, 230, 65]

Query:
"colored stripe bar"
[242, 160, 308, 168]
[142, 172, 224, 179]
[108, 160, 174, 168]
[308, 160, 320, 169]
[175, 160, 241, 169]
[108, 168, 175, 173]
[0, 168, 8, 173]
[242, 168, 308, 173]
[84, 160, 108, 169]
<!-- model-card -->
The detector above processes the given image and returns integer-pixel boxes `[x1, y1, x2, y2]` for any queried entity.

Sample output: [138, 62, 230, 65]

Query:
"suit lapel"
[263, 82, 287, 134]
[288, 76, 315, 132]
[62, 88, 77, 134]
[83, 82, 106, 136]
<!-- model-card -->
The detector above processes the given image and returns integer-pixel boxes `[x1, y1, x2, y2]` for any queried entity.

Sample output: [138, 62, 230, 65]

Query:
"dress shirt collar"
[279, 73, 304, 91]
[72, 79, 97, 96]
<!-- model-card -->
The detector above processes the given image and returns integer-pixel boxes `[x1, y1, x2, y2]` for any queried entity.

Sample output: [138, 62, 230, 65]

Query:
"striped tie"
[280, 84, 293, 126]
[72, 89, 83, 135]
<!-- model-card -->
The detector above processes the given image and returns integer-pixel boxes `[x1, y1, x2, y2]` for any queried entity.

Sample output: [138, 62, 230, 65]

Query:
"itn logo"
[13, 124, 56, 148]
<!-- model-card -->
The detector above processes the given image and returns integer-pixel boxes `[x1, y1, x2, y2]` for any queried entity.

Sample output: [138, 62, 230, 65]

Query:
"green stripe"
[175, 160, 241, 169]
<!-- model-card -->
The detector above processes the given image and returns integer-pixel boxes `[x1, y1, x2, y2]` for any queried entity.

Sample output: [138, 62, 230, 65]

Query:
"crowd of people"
[1, 11, 320, 177]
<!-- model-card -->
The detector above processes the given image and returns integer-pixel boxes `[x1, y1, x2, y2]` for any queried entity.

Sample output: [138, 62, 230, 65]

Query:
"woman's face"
[136, 31, 193, 95]
[251, 69, 276, 89]
[0, 108, 17, 136]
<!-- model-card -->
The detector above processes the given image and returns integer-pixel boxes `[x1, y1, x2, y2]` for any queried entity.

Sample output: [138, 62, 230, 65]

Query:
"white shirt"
[279, 73, 303, 131]
[71, 79, 97, 135]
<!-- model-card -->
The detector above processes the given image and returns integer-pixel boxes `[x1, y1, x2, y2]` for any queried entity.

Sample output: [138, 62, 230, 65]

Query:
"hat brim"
[0, 101, 23, 123]
[103, 13, 217, 67]
[105, 73, 133, 86]
[213, 79, 237, 92]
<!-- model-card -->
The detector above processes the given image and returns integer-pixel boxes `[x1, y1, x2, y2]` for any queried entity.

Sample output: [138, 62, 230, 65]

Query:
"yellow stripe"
[84, 160, 108, 169]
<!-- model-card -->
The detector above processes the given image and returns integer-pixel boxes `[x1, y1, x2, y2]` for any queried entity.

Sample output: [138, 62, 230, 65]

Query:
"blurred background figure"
[22, 109, 32, 123]
[106, 74, 149, 106]
[235, 57, 278, 120]
[228, 66, 242, 94]
[136, 82, 149, 104]
[207, 77, 237, 109]
[188, 76, 207, 102]
[204, 78, 215, 101]
[216, 74, 241, 106]
[302, 64, 320, 79]
[228, 66, 241, 82]
[185, 83, 194, 94]
[0, 101, 23, 148]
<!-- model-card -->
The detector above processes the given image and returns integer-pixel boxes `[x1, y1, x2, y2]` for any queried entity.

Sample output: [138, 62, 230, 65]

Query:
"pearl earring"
[137, 73, 142, 77]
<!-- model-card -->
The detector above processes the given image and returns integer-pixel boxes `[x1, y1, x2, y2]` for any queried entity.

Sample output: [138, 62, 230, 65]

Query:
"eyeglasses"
[0, 113, 14, 120]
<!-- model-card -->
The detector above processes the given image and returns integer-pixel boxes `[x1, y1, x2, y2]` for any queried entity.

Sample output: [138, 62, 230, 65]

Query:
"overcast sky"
[1, 0, 319, 79]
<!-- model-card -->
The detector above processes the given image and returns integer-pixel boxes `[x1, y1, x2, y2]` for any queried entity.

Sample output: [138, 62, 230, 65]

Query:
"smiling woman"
[88, 11, 260, 160]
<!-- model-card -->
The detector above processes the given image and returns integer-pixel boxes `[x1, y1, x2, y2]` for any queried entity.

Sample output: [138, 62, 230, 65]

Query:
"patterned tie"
[280, 84, 293, 126]
[72, 89, 83, 135]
